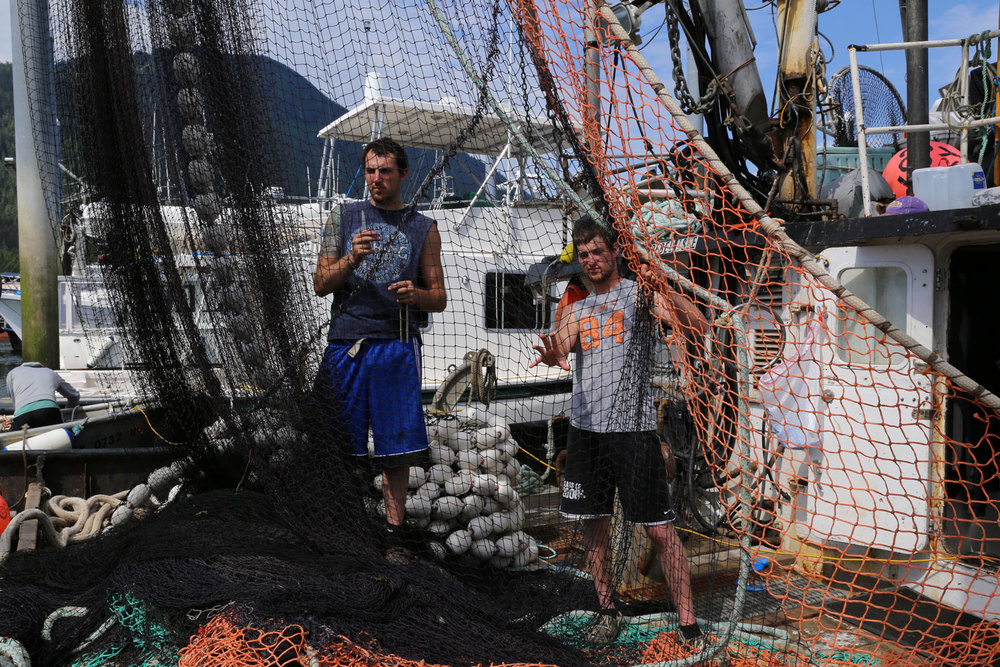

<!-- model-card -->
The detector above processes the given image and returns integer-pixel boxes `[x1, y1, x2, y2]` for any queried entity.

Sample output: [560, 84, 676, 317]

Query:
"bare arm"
[313, 253, 355, 297]
[639, 263, 708, 336]
[314, 207, 351, 296]
[314, 224, 383, 297]
[388, 222, 446, 312]
[529, 301, 579, 370]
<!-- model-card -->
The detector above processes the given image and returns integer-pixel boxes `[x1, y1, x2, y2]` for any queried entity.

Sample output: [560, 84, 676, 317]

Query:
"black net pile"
[2, 0, 771, 665]
[0, 489, 595, 666]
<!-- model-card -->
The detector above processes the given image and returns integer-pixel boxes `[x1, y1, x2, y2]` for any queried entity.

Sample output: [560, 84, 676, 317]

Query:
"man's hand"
[349, 229, 380, 266]
[388, 279, 419, 305]
[638, 261, 708, 336]
[637, 261, 664, 291]
[529, 332, 570, 371]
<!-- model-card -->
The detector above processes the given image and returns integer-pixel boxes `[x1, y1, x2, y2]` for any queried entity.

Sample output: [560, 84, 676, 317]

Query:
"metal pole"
[455, 143, 510, 230]
[849, 47, 873, 216]
[905, 0, 930, 186]
[994, 6, 1000, 184]
[864, 115, 1000, 135]
[695, 0, 769, 131]
[11, 0, 61, 367]
[776, 0, 818, 200]
[855, 33, 998, 52]
[960, 40, 969, 161]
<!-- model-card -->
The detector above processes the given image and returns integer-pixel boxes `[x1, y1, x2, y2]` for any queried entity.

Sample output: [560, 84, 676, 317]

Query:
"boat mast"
[694, 0, 769, 136]
[775, 0, 818, 202]
[11, 0, 60, 367]
[900, 0, 930, 182]
[584, 2, 601, 148]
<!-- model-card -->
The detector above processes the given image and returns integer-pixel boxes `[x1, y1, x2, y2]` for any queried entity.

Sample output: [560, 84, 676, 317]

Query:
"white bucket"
[4, 428, 72, 451]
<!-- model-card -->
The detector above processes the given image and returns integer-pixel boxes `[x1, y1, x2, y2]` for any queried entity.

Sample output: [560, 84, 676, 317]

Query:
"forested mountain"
[0, 63, 17, 273]
[0, 56, 494, 278]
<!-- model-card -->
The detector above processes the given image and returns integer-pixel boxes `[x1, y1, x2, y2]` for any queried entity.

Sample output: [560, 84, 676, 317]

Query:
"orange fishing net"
[179, 614, 563, 667]
[504, 0, 1000, 665]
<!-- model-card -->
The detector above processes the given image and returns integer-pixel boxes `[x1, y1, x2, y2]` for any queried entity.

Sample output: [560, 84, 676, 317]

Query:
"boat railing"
[848, 29, 1000, 216]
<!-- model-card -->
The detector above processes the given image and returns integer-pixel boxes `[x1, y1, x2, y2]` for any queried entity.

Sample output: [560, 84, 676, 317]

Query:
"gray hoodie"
[5, 362, 80, 413]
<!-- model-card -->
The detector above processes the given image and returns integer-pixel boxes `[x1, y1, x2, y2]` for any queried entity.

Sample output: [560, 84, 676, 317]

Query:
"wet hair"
[572, 215, 615, 249]
[362, 137, 409, 171]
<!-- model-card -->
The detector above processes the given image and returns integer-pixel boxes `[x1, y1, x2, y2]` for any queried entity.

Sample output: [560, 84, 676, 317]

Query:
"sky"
[1, 1, 998, 116]
[631, 0, 1000, 116]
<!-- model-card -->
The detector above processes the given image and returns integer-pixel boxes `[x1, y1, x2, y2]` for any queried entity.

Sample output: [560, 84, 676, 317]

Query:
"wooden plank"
[17, 481, 43, 552]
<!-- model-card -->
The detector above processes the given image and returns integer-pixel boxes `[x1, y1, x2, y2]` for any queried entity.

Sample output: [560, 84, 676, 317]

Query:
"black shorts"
[560, 426, 675, 525]
[11, 407, 63, 431]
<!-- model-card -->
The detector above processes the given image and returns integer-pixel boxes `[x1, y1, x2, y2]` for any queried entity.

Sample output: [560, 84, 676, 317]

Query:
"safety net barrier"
[1, 0, 999, 666]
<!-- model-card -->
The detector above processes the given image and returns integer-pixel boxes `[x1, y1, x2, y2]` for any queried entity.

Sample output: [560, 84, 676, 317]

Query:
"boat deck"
[522, 495, 960, 665]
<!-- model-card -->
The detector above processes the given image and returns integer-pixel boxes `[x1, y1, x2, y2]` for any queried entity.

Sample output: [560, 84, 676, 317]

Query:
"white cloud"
[925, 2, 998, 99]
[929, 3, 995, 38]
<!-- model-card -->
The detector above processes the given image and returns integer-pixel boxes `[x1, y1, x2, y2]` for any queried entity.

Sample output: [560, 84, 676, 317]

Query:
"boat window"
[60, 280, 117, 331]
[835, 266, 907, 366]
[484, 272, 552, 331]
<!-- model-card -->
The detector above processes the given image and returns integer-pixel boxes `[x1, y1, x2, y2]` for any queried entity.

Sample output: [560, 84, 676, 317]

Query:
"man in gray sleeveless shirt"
[530, 216, 707, 646]
[314, 138, 446, 564]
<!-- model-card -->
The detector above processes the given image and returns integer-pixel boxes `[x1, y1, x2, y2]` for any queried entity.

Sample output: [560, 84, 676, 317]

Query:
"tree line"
[0, 63, 18, 272]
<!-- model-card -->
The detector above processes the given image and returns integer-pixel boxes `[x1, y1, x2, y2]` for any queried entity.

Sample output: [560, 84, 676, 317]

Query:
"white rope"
[0, 637, 31, 667]
[47, 491, 127, 542]
[42, 607, 88, 641]
[0, 510, 67, 560]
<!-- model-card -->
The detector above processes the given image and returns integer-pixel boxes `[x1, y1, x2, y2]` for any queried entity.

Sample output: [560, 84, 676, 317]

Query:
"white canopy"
[316, 95, 564, 156]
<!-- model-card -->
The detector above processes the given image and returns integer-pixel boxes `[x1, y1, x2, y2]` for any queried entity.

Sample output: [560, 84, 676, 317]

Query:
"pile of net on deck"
[3, 0, 1000, 665]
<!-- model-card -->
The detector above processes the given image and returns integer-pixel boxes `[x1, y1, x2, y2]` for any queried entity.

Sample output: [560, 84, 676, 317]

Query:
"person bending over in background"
[6, 361, 80, 430]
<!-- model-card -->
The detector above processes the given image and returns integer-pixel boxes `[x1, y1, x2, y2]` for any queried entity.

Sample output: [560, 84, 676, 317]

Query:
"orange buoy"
[0, 493, 9, 534]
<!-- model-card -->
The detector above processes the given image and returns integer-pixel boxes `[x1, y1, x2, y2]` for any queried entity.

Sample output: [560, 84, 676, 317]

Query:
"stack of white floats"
[380, 407, 541, 567]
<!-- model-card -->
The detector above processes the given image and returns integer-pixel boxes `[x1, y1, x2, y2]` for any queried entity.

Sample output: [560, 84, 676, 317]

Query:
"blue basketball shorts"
[318, 338, 428, 464]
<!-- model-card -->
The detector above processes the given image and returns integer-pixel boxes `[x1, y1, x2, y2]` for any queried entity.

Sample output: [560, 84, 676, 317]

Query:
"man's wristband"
[346, 255, 359, 270]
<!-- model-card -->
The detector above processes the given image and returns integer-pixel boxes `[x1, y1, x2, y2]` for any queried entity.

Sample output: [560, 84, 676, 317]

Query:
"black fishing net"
[0, 488, 599, 666]
[2, 0, 783, 665]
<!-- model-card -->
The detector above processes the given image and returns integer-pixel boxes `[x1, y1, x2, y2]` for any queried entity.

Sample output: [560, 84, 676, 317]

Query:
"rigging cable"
[870, 0, 886, 76]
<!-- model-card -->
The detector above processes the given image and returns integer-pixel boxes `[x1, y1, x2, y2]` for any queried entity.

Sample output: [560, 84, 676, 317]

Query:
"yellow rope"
[131, 407, 185, 446]
[425, 408, 463, 417]
[517, 444, 557, 472]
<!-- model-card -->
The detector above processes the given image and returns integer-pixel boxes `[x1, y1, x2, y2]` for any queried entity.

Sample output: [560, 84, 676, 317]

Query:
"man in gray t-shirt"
[530, 216, 707, 647]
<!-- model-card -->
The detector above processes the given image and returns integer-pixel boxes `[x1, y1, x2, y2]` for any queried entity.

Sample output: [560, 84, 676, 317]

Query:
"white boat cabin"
[784, 201, 1000, 621]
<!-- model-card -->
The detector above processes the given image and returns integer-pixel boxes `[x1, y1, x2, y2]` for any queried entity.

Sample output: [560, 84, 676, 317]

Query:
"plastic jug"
[912, 162, 986, 210]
